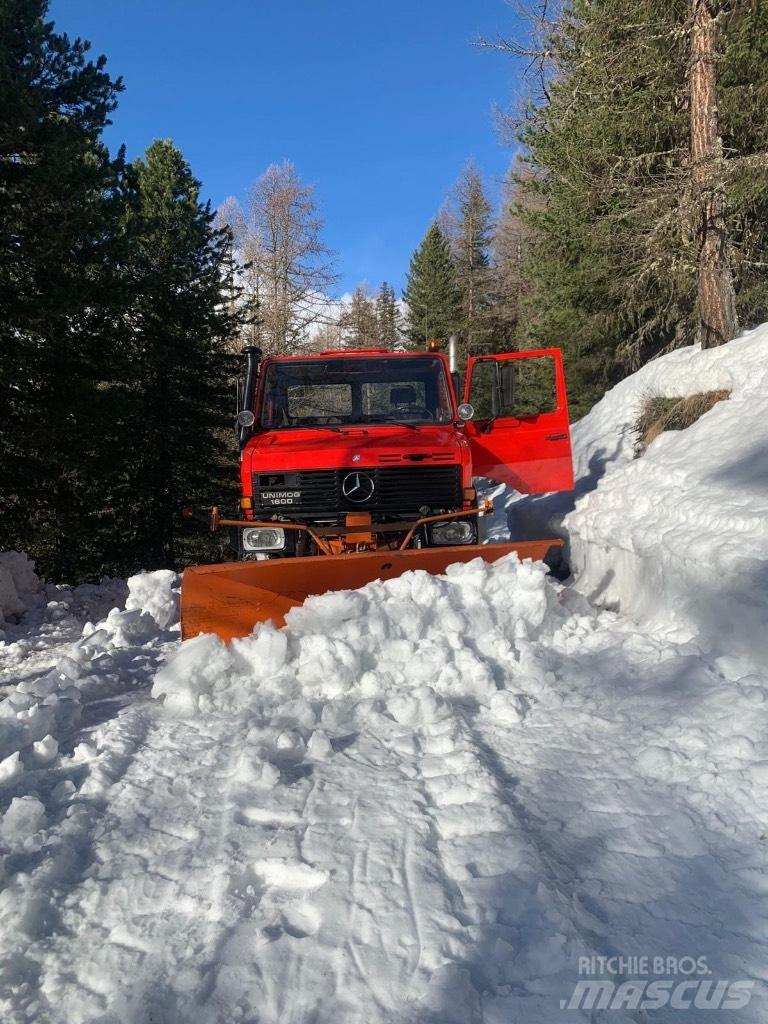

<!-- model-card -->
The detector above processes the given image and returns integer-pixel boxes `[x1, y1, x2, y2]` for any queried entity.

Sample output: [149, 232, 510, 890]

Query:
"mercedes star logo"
[342, 471, 375, 503]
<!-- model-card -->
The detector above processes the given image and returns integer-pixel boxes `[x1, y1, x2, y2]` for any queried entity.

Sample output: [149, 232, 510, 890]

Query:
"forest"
[2, 0, 767, 582]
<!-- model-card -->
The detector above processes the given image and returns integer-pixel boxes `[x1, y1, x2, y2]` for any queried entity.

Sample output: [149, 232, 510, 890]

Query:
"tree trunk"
[690, 0, 738, 348]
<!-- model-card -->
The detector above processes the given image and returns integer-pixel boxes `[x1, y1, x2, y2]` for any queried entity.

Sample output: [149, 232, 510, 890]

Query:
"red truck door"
[462, 348, 574, 493]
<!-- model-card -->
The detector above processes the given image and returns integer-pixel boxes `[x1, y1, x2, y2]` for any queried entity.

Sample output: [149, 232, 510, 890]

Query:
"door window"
[469, 355, 557, 419]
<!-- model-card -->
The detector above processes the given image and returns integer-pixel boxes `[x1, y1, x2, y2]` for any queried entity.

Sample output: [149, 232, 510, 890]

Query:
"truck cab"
[233, 345, 573, 560]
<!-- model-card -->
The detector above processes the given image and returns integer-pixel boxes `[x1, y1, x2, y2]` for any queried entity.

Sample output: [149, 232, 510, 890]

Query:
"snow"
[0, 552, 41, 629]
[152, 557, 561, 714]
[564, 324, 768, 672]
[488, 323, 768, 674]
[1, 328, 768, 1021]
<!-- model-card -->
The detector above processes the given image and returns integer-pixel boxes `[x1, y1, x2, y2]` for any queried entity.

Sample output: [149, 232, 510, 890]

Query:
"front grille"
[252, 466, 462, 516]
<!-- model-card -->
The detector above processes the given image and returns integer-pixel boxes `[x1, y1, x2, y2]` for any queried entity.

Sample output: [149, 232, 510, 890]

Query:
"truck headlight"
[242, 527, 286, 551]
[430, 520, 474, 546]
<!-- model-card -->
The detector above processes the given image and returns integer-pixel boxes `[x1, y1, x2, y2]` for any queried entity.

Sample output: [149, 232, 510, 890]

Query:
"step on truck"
[181, 341, 574, 642]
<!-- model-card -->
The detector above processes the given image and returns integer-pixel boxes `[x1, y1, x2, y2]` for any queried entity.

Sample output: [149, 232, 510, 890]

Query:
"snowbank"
[565, 324, 768, 669]
[0, 567, 178, 787]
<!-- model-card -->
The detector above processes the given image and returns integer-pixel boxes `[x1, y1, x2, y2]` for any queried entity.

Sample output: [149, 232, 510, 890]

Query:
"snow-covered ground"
[1, 328, 768, 1022]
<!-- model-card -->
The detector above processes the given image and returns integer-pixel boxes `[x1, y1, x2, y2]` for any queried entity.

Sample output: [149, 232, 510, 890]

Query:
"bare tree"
[309, 319, 345, 351]
[490, 165, 541, 346]
[217, 163, 338, 355]
[247, 162, 338, 354]
[215, 196, 265, 351]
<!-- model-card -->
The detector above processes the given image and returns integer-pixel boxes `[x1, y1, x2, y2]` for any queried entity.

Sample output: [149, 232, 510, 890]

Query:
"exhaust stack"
[239, 345, 262, 449]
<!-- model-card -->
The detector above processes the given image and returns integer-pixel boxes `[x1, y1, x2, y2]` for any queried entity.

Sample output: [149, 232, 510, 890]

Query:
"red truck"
[181, 342, 574, 641]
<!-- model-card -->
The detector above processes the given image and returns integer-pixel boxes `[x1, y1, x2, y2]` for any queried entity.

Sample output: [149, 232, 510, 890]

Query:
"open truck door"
[462, 348, 574, 493]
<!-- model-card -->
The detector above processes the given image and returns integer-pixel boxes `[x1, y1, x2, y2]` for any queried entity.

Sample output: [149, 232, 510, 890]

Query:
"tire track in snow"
[6, 709, 256, 1024]
[392, 686, 628, 1023]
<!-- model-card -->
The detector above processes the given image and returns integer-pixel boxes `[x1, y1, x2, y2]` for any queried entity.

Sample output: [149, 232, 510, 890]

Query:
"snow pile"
[564, 324, 768, 668]
[0, 568, 178, 806]
[152, 554, 576, 715]
[86, 568, 179, 648]
[0, 552, 42, 628]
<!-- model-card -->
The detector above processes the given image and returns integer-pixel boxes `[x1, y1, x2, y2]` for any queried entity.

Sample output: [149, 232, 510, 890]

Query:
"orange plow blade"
[180, 540, 563, 643]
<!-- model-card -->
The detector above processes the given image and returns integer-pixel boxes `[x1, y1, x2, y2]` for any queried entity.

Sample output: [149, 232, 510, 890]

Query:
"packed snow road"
[1, 553, 766, 1023]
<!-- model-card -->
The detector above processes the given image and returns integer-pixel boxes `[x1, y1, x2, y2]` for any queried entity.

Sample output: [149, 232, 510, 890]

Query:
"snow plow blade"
[180, 540, 563, 643]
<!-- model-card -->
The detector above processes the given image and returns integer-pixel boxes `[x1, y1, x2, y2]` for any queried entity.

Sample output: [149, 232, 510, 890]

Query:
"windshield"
[258, 356, 453, 429]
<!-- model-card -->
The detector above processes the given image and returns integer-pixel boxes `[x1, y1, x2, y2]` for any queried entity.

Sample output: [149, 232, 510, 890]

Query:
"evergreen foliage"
[0, 6, 244, 581]
[501, 0, 768, 415]
[375, 282, 402, 349]
[120, 140, 242, 571]
[0, 0, 128, 579]
[402, 223, 461, 348]
[339, 286, 380, 347]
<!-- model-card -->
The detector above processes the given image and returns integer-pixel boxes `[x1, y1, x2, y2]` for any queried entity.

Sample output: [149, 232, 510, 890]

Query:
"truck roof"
[264, 348, 444, 361]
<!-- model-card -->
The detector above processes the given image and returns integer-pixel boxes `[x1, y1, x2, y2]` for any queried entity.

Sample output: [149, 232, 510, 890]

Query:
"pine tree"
[402, 223, 461, 348]
[339, 286, 380, 347]
[0, 0, 127, 580]
[121, 140, 242, 570]
[516, 0, 691, 403]
[715, 1, 768, 332]
[375, 282, 402, 349]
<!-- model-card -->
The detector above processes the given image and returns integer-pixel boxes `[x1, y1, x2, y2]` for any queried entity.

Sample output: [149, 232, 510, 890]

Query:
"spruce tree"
[0, 0, 127, 580]
[375, 282, 402, 349]
[339, 286, 380, 347]
[122, 140, 242, 570]
[402, 223, 461, 348]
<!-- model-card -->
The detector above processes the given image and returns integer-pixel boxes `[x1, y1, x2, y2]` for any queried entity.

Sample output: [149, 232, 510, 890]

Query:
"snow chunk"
[82, 569, 179, 651]
[253, 858, 328, 891]
[0, 552, 42, 623]
[31, 734, 58, 766]
[0, 751, 22, 786]
[124, 569, 179, 630]
[152, 633, 235, 714]
[0, 796, 46, 850]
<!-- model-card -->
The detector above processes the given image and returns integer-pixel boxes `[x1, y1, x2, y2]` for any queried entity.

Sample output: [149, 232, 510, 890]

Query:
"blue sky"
[50, 0, 524, 295]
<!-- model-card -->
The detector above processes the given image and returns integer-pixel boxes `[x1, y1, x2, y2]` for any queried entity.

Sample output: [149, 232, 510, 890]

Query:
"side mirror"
[237, 410, 255, 428]
[457, 402, 475, 421]
[500, 363, 515, 410]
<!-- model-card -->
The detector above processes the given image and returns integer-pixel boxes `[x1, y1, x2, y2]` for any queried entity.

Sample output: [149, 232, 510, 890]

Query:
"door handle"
[546, 432, 568, 441]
